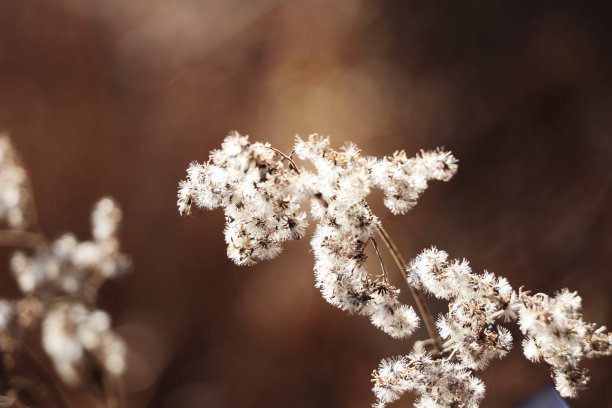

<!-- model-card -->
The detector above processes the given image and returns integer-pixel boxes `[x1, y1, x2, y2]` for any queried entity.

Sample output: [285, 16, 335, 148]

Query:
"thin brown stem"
[23, 176, 41, 234]
[21, 346, 74, 408]
[370, 238, 388, 284]
[376, 224, 443, 354]
[109, 374, 126, 408]
[115, 375, 126, 408]
[0, 231, 45, 249]
[263, 145, 301, 174]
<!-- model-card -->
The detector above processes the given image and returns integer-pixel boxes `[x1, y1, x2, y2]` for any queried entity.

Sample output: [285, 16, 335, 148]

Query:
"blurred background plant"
[0, 135, 129, 407]
[0, 1, 610, 407]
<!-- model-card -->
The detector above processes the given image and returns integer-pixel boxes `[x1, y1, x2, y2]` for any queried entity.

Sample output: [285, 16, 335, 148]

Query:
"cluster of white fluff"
[0, 135, 33, 229]
[407, 247, 517, 370]
[11, 198, 130, 297]
[179, 133, 612, 408]
[42, 302, 126, 386]
[0, 136, 129, 392]
[518, 289, 612, 398]
[178, 132, 307, 265]
[8, 198, 129, 386]
[295, 136, 421, 338]
[379, 246, 611, 407]
[370, 149, 457, 215]
[0, 198, 129, 387]
[179, 133, 457, 338]
[372, 350, 485, 408]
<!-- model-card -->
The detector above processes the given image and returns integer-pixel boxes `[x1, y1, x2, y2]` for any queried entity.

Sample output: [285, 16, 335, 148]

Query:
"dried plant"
[0, 134, 129, 407]
[178, 132, 612, 408]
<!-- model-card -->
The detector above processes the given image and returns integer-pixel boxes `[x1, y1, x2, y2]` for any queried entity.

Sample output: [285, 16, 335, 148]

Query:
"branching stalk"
[263, 145, 301, 174]
[376, 224, 443, 354]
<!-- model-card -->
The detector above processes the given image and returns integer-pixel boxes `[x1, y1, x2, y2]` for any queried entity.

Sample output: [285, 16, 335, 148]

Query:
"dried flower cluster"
[11, 198, 129, 304]
[179, 133, 456, 338]
[373, 247, 609, 407]
[178, 134, 307, 265]
[372, 350, 485, 408]
[178, 132, 612, 408]
[0, 135, 129, 405]
[519, 289, 612, 398]
[407, 248, 516, 371]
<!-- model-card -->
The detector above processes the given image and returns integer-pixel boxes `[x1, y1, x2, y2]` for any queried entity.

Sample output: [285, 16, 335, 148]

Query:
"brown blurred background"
[0, 0, 611, 407]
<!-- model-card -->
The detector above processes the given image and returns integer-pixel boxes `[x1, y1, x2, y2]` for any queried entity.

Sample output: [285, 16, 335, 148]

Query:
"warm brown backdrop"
[0, 1, 611, 407]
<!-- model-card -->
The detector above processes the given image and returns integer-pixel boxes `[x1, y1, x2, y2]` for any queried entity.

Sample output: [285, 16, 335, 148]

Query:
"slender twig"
[23, 177, 41, 234]
[21, 346, 73, 408]
[376, 224, 443, 354]
[445, 348, 458, 363]
[370, 238, 389, 284]
[113, 374, 126, 408]
[263, 145, 301, 174]
[95, 360, 125, 408]
[0, 230, 45, 249]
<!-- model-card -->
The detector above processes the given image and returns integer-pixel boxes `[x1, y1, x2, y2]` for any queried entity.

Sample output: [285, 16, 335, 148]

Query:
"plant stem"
[22, 345, 74, 408]
[263, 145, 301, 174]
[370, 238, 389, 284]
[376, 224, 443, 354]
[0, 230, 45, 249]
